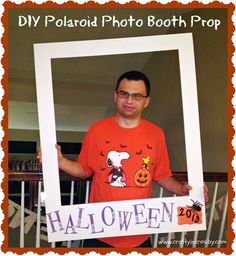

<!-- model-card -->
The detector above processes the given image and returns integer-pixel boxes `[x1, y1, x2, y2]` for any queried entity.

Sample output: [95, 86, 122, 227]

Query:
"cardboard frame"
[34, 33, 206, 242]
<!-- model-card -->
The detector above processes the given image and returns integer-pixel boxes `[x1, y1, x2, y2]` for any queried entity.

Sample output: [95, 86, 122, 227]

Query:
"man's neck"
[116, 114, 142, 128]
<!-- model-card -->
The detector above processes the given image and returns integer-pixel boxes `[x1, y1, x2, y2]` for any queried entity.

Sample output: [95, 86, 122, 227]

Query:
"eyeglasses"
[116, 90, 148, 101]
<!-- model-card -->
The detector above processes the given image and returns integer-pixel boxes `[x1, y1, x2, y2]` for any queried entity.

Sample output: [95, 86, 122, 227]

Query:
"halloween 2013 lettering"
[46, 202, 174, 235]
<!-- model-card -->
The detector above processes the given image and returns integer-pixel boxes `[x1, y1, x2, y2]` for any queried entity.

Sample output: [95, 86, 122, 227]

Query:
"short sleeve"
[153, 131, 172, 181]
[76, 128, 94, 177]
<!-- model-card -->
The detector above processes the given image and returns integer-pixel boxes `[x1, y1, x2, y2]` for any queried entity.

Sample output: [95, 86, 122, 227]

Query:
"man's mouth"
[123, 105, 135, 111]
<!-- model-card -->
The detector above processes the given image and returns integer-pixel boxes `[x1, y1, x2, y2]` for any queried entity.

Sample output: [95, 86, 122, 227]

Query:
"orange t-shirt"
[77, 116, 172, 247]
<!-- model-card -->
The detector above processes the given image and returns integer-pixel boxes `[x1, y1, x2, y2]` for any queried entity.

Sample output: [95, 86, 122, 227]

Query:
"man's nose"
[127, 94, 134, 102]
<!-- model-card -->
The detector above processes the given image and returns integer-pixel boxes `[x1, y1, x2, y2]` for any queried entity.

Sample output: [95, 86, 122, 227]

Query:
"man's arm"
[157, 176, 191, 196]
[37, 144, 86, 179]
[157, 176, 208, 202]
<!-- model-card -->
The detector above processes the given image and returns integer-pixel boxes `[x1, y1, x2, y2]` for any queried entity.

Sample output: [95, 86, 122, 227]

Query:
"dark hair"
[116, 70, 151, 97]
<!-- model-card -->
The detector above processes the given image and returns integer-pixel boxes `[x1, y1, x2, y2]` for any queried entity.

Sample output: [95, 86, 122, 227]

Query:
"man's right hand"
[36, 146, 42, 163]
[37, 144, 62, 163]
[55, 144, 64, 163]
[37, 144, 86, 178]
[37, 144, 64, 162]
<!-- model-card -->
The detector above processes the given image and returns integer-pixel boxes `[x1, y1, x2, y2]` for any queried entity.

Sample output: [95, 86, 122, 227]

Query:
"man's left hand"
[182, 183, 208, 203]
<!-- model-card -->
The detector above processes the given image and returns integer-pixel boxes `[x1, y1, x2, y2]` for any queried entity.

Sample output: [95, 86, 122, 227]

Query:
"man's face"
[114, 78, 150, 119]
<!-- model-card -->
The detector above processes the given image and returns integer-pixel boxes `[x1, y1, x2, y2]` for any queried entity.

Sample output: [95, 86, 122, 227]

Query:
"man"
[38, 70, 208, 247]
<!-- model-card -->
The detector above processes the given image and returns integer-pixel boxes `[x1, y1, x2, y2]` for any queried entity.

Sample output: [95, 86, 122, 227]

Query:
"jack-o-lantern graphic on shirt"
[134, 157, 151, 187]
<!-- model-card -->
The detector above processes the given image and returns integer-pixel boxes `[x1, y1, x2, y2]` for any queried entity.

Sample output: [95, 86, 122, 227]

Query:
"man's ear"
[144, 97, 151, 108]
[113, 91, 117, 102]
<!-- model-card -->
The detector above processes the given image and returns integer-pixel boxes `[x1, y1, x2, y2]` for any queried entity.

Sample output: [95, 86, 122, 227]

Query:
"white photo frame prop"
[34, 33, 206, 242]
